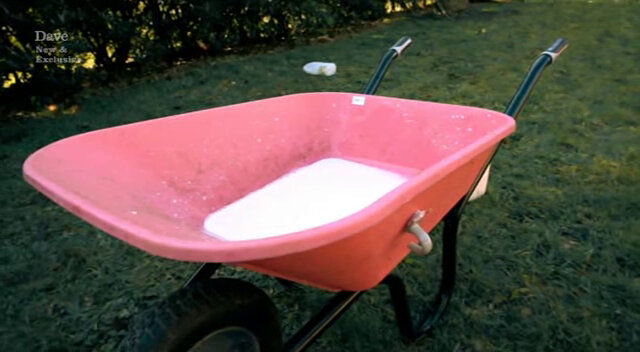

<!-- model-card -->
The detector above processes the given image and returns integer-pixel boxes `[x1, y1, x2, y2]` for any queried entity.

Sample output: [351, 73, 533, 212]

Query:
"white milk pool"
[203, 158, 408, 241]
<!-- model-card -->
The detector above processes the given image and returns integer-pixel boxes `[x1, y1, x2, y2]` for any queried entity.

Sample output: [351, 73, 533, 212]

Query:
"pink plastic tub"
[23, 92, 515, 291]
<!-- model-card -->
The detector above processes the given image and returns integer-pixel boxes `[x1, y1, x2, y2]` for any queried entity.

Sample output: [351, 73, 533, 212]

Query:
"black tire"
[120, 278, 282, 352]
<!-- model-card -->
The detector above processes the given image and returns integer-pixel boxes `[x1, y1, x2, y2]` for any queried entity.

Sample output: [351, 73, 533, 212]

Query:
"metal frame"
[182, 37, 568, 351]
[285, 200, 463, 351]
[184, 201, 462, 352]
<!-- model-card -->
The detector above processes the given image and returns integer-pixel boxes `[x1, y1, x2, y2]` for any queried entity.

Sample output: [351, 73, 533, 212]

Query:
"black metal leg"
[183, 263, 221, 288]
[284, 291, 363, 352]
[382, 274, 415, 342]
[381, 199, 463, 341]
[415, 200, 461, 336]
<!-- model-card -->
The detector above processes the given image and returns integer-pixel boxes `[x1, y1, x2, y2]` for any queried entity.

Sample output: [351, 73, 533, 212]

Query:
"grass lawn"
[1, 1, 639, 351]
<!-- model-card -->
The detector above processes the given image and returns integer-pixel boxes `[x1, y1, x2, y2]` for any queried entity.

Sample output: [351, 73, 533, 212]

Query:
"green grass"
[2, 2, 639, 351]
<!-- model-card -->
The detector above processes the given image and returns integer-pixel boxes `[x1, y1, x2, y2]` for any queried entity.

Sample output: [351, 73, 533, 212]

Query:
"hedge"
[0, 0, 449, 113]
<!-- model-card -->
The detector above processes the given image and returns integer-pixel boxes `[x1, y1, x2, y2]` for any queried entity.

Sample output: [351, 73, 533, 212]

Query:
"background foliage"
[0, 0, 443, 113]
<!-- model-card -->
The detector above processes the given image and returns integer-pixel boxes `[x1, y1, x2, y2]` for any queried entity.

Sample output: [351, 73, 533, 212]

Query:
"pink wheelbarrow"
[23, 37, 567, 351]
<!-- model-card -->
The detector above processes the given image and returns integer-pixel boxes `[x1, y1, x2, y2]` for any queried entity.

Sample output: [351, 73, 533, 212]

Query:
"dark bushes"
[1, 0, 441, 114]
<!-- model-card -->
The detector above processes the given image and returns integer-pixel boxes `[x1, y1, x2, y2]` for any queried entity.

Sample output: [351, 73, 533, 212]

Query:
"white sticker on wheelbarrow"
[351, 96, 366, 106]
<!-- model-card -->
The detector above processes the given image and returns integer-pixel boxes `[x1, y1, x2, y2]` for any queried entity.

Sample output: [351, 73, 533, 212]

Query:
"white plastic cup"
[303, 62, 337, 76]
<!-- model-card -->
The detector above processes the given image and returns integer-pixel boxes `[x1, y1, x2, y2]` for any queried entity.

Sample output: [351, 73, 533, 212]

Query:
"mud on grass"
[1, 1, 639, 351]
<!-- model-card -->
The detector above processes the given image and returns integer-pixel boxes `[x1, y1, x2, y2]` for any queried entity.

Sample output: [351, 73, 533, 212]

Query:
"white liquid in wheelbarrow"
[203, 158, 408, 241]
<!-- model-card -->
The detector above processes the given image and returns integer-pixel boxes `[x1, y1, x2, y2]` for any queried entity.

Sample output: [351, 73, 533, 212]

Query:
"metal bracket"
[391, 37, 412, 56]
[406, 210, 433, 255]
[183, 200, 465, 351]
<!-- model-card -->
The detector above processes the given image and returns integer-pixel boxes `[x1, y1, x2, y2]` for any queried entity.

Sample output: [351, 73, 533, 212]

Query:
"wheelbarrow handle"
[363, 36, 413, 95]
[504, 37, 569, 119]
[542, 38, 569, 63]
[451, 38, 569, 219]
[391, 36, 413, 56]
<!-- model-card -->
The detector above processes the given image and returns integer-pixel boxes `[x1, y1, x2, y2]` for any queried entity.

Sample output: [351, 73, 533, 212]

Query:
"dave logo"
[35, 31, 69, 41]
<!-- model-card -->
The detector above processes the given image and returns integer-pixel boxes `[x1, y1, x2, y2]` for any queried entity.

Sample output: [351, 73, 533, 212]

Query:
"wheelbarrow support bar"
[283, 291, 363, 351]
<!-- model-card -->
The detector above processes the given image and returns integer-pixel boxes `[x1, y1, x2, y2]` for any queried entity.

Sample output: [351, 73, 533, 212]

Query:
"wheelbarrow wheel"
[120, 278, 282, 352]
